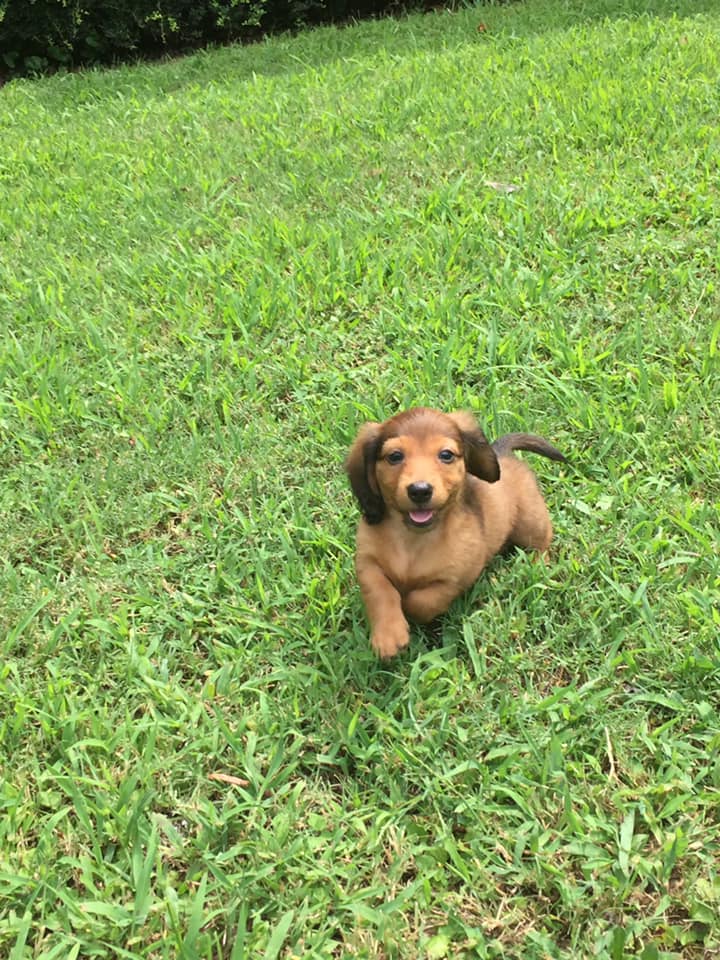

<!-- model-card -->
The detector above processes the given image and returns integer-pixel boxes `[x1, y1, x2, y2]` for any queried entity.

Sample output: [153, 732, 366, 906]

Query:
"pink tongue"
[410, 510, 433, 524]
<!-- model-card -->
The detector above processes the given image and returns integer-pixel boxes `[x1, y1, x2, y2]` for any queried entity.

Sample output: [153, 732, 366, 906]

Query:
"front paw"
[371, 621, 410, 659]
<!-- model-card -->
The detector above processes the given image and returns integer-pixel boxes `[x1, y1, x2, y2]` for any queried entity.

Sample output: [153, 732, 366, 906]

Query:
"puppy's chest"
[381, 521, 481, 593]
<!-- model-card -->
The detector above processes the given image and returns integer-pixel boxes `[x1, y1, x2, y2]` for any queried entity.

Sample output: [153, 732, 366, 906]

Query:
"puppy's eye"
[438, 449, 457, 463]
[386, 450, 404, 465]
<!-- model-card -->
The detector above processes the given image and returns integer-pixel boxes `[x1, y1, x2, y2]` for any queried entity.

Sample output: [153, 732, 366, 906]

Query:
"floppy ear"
[448, 411, 500, 483]
[344, 422, 385, 524]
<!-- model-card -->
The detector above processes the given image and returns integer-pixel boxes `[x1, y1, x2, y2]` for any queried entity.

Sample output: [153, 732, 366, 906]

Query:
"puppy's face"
[346, 408, 500, 528]
[375, 424, 465, 529]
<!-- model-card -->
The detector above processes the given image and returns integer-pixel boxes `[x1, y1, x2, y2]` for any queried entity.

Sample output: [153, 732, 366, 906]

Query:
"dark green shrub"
[0, 0, 405, 78]
[0, 0, 271, 75]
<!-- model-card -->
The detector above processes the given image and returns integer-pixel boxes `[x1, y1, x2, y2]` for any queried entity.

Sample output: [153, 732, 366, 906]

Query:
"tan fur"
[345, 407, 562, 658]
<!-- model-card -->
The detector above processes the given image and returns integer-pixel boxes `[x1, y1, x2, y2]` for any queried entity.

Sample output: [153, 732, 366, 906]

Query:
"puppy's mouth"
[406, 509, 435, 528]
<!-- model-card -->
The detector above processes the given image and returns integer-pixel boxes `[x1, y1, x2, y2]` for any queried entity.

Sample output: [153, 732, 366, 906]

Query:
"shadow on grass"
[8, 0, 719, 105]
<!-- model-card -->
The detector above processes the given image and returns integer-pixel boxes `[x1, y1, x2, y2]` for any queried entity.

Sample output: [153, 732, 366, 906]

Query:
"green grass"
[1, 0, 720, 956]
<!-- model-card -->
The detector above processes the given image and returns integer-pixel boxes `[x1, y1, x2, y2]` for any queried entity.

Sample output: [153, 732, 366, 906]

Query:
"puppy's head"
[345, 407, 499, 528]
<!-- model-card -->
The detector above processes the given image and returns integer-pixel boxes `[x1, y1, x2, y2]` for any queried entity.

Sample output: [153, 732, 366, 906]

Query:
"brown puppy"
[345, 407, 564, 658]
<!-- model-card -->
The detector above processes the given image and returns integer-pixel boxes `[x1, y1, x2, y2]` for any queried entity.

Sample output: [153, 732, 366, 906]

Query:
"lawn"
[1, 0, 719, 956]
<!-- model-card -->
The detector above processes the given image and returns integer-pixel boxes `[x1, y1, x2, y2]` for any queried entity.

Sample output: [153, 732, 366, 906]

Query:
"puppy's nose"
[407, 482, 433, 504]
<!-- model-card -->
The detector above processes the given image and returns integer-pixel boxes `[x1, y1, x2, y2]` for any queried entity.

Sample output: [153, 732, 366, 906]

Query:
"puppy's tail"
[492, 433, 565, 462]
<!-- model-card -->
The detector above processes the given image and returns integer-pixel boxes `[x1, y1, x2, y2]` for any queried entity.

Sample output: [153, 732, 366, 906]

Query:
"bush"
[0, 0, 264, 76]
[0, 0, 407, 78]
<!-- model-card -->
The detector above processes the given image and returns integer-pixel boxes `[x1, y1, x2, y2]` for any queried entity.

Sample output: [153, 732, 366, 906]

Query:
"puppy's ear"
[448, 411, 500, 483]
[345, 422, 385, 524]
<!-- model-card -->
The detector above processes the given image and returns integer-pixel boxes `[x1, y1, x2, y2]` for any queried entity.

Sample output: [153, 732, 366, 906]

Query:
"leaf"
[628, 692, 684, 711]
[351, 902, 384, 923]
[484, 744, 525, 762]
[611, 926, 627, 960]
[181, 872, 208, 957]
[230, 902, 250, 960]
[347, 708, 361, 738]
[618, 809, 635, 876]
[427, 933, 451, 959]
[462, 622, 483, 678]
[132, 821, 159, 925]
[208, 772, 251, 787]
[9, 912, 32, 960]
[262, 909, 295, 960]
[484, 180, 520, 193]
[79, 901, 133, 924]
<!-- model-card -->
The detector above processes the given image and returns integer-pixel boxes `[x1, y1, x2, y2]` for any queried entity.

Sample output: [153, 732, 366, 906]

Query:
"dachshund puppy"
[345, 407, 564, 658]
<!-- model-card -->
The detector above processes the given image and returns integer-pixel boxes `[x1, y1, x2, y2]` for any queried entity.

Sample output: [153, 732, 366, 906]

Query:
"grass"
[1, 0, 720, 955]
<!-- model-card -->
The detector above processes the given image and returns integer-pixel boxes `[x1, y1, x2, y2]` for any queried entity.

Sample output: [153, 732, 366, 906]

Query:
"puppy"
[345, 407, 564, 658]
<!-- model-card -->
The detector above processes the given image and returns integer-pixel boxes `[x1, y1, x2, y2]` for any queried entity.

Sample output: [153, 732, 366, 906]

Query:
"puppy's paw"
[371, 621, 410, 659]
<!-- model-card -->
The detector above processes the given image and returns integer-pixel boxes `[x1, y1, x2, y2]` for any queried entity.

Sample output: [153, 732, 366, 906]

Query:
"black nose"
[407, 482, 433, 504]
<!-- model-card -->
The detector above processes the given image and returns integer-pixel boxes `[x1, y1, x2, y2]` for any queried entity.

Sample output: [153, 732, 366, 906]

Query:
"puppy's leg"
[357, 563, 410, 658]
[403, 581, 462, 624]
[508, 471, 554, 554]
